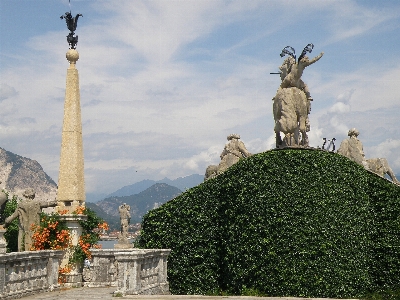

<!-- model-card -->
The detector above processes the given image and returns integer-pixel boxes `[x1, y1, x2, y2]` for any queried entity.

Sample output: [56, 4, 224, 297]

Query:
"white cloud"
[368, 139, 400, 170]
[1, 0, 400, 195]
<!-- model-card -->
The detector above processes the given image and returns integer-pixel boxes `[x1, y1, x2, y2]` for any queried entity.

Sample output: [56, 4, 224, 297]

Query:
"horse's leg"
[275, 131, 282, 148]
[383, 160, 400, 184]
[298, 115, 308, 147]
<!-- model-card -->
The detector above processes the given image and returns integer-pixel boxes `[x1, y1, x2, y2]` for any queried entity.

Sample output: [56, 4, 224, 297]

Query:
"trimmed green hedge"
[138, 149, 400, 298]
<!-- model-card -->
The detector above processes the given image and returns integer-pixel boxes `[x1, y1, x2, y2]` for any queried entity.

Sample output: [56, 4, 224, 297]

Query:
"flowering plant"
[29, 206, 109, 283]
[69, 206, 109, 263]
[30, 213, 71, 250]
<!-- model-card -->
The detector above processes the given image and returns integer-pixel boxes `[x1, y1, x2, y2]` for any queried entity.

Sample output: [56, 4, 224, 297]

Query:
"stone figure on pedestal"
[0, 187, 7, 225]
[0, 187, 7, 253]
[337, 128, 400, 185]
[205, 134, 252, 180]
[272, 44, 323, 148]
[115, 203, 133, 249]
[4, 189, 57, 251]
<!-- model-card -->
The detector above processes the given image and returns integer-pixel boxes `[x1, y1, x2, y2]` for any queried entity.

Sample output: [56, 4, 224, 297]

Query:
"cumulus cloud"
[1, 0, 400, 195]
[368, 139, 400, 169]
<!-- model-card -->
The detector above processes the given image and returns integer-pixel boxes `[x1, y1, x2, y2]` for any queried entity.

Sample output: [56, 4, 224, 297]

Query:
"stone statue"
[337, 128, 367, 166]
[118, 203, 131, 242]
[60, 11, 82, 49]
[337, 128, 400, 185]
[205, 134, 252, 180]
[280, 45, 324, 100]
[272, 44, 323, 148]
[0, 188, 7, 225]
[4, 189, 57, 251]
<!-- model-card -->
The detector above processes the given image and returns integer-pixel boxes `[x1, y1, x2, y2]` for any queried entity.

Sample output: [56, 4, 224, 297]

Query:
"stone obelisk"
[57, 12, 85, 213]
[56, 48, 85, 212]
[57, 12, 87, 287]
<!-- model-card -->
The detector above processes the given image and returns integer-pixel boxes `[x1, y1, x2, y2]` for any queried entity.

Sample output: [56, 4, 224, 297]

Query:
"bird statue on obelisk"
[57, 8, 85, 213]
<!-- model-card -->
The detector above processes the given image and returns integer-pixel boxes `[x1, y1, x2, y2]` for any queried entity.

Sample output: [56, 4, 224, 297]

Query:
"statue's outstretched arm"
[39, 199, 57, 208]
[308, 52, 324, 66]
[4, 209, 19, 228]
[238, 142, 252, 158]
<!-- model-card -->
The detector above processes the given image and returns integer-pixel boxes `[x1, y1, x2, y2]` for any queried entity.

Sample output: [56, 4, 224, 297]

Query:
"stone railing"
[83, 248, 170, 295]
[0, 250, 64, 300]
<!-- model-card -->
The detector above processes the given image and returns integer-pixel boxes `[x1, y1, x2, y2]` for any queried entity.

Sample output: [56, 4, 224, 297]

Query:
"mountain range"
[95, 183, 183, 224]
[0, 147, 57, 201]
[0, 146, 203, 229]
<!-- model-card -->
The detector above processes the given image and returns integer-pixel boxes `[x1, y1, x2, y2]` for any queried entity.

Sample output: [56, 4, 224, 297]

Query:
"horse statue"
[273, 86, 310, 147]
[272, 44, 323, 148]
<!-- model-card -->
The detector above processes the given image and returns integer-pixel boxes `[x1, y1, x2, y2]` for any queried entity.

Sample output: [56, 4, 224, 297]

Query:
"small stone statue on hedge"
[337, 128, 399, 185]
[205, 134, 252, 180]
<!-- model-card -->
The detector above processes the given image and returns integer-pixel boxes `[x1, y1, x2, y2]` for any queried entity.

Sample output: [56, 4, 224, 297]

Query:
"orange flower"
[97, 222, 109, 231]
[58, 265, 73, 284]
[74, 205, 86, 215]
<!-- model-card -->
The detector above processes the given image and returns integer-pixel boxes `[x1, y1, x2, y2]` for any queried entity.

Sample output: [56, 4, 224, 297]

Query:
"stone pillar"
[56, 49, 87, 287]
[56, 49, 85, 213]
[58, 214, 87, 287]
[0, 227, 6, 254]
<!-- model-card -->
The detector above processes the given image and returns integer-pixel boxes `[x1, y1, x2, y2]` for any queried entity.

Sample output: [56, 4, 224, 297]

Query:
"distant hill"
[85, 202, 120, 231]
[0, 147, 57, 201]
[96, 183, 182, 223]
[106, 174, 203, 198]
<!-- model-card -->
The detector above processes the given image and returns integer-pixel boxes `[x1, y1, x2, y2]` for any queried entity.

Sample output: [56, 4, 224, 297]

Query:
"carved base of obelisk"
[0, 226, 7, 254]
[58, 214, 87, 287]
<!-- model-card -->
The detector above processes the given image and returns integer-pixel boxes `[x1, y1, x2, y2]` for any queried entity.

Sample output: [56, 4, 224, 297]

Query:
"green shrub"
[138, 149, 400, 298]
[2, 192, 19, 252]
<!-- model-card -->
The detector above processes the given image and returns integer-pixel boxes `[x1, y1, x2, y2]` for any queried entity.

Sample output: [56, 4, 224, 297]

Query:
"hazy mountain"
[157, 174, 204, 192]
[96, 183, 182, 223]
[85, 202, 120, 231]
[106, 179, 157, 198]
[106, 174, 203, 198]
[0, 147, 57, 201]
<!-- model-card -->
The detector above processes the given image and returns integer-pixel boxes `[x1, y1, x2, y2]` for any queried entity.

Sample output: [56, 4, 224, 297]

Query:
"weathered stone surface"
[337, 128, 399, 185]
[337, 128, 366, 165]
[204, 134, 252, 180]
[4, 190, 56, 251]
[273, 87, 310, 147]
[0, 228, 6, 254]
[56, 49, 85, 211]
[115, 203, 133, 248]
[273, 48, 323, 148]
[83, 249, 170, 296]
[0, 250, 63, 299]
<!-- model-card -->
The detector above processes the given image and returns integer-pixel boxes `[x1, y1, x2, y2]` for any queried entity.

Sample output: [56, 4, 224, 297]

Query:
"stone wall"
[83, 248, 170, 296]
[0, 250, 64, 300]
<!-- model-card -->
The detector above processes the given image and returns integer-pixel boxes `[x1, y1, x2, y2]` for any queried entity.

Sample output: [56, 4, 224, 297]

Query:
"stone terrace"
[19, 287, 358, 300]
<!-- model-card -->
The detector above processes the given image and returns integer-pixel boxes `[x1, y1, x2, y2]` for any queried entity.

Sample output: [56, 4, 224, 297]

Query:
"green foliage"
[70, 207, 107, 263]
[138, 149, 400, 298]
[2, 192, 19, 252]
[77, 206, 104, 234]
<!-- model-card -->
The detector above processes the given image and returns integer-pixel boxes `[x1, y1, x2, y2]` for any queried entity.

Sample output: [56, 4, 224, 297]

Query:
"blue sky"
[1, 0, 400, 198]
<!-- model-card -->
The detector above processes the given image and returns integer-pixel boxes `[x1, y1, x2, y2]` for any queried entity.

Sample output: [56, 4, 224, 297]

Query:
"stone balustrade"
[0, 250, 64, 300]
[83, 248, 170, 296]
